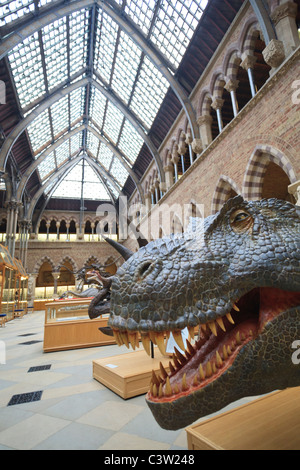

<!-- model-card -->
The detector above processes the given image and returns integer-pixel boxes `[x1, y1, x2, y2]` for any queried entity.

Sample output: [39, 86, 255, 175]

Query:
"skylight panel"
[89, 87, 107, 130]
[70, 133, 82, 156]
[124, 0, 156, 36]
[69, 10, 89, 76]
[98, 144, 113, 170]
[118, 120, 144, 164]
[94, 11, 119, 84]
[106, 180, 120, 199]
[8, 33, 46, 109]
[150, 0, 206, 68]
[102, 102, 124, 144]
[86, 131, 100, 158]
[0, 0, 35, 26]
[38, 152, 56, 181]
[70, 87, 85, 124]
[130, 56, 169, 128]
[42, 18, 68, 91]
[83, 181, 111, 200]
[111, 31, 142, 104]
[55, 139, 70, 167]
[50, 95, 69, 137]
[27, 109, 52, 154]
[110, 157, 129, 186]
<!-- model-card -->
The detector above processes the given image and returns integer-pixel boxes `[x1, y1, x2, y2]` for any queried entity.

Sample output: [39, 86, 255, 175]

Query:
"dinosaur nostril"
[138, 261, 153, 278]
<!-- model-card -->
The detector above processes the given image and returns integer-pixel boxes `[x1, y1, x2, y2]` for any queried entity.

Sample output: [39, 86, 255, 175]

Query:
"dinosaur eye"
[230, 210, 253, 233]
[233, 212, 249, 222]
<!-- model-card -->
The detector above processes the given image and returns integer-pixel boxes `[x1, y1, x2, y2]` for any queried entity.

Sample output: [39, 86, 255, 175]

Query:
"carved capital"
[271, 1, 298, 25]
[262, 39, 285, 68]
[288, 180, 300, 206]
[191, 138, 203, 154]
[185, 133, 193, 145]
[159, 182, 167, 192]
[240, 54, 257, 71]
[225, 79, 239, 93]
[211, 97, 224, 110]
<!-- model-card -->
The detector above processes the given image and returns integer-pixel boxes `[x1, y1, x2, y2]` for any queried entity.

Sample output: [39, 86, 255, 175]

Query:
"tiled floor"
[0, 311, 260, 450]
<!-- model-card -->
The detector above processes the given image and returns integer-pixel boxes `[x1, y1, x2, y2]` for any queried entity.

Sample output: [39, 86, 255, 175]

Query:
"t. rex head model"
[89, 197, 300, 430]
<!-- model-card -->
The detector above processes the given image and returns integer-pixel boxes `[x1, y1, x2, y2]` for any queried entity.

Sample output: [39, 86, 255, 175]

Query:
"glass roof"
[51, 159, 111, 201]
[4, 0, 208, 201]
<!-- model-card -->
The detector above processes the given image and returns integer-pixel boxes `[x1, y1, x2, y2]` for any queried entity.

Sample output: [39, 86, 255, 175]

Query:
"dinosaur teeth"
[172, 330, 186, 351]
[208, 321, 217, 336]
[141, 333, 151, 356]
[226, 312, 235, 324]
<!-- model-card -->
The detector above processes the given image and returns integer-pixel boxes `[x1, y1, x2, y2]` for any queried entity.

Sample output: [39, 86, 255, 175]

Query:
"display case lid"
[13, 258, 28, 277]
[0, 244, 16, 268]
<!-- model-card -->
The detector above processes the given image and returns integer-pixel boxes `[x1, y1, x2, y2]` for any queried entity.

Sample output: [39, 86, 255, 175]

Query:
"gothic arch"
[243, 145, 297, 200]
[57, 256, 78, 273]
[33, 256, 56, 274]
[212, 175, 241, 214]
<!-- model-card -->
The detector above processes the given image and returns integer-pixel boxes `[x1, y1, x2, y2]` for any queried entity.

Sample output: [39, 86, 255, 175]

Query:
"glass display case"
[43, 299, 115, 352]
[0, 245, 17, 321]
[14, 258, 28, 314]
[0, 245, 28, 322]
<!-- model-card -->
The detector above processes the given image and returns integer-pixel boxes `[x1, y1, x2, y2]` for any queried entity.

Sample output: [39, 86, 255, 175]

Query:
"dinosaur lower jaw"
[147, 287, 300, 404]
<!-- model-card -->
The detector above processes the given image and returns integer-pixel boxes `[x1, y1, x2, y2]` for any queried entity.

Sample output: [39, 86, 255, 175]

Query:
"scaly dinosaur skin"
[106, 197, 300, 430]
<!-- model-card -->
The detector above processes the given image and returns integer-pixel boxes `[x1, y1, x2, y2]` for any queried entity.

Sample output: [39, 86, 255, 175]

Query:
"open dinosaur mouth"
[146, 287, 300, 403]
[110, 287, 300, 403]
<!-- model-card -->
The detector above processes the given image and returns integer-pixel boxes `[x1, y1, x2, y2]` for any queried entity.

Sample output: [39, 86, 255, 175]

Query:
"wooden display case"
[93, 348, 172, 399]
[186, 388, 300, 450]
[43, 299, 116, 352]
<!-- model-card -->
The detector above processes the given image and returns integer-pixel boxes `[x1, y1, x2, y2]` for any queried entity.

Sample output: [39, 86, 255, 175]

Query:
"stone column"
[171, 150, 179, 183]
[197, 115, 213, 148]
[178, 135, 187, 174]
[66, 222, 70, 241]
[225, 79, 240, 117]
[91, 222, 95, 241]
[185, 132, 194, 165]
[163, 164, 174, 191]
[46, 221, 50, 240]
[271, 1, 299, 58]
[27, 273, 38, 308]
[154, 180, 160, 203]
[145, 192, 152, 213]
[56, 221, 60, 240]
[22, 220, 31, 269]
[288, 181, 300, 205]
[241, 54, 257, 98]
[52, 272, 60, 298]
[211, 98, 224, 134]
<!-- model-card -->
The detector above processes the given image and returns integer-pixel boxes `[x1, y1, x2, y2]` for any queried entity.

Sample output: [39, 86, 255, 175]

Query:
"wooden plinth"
[93, 348, 171, 399]
[43, 317, 116, 352]
[186, 387, 300, 450]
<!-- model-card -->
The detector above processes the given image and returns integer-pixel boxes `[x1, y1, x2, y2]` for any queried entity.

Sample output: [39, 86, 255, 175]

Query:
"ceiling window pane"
[89, 87, 107, 130]
[8, 33, 46, 109]
[118, 120, 144, 164]
[102, 102, 124, 144]
[50, 95, 69, 137]
[0, 0, 35, 26]
[70, 87, 85, 124]
[111, 31, 142, 104]
[86, 131, 100, 158]
[150, 0, 206, 68]
[94, 11, 119, 84]
[38, 152, 56, 181]
[70, 133, 82, 155]
[130, 56, 169, 128]
[69, 10, 89, 76]
[124, 0, 156, 36]
[110, 157, 129, 186]
[55, 139, 70, 167]
[42, 18, 68, 91]
[98, 144, 113, 170]
[27, 109, 52, 154]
